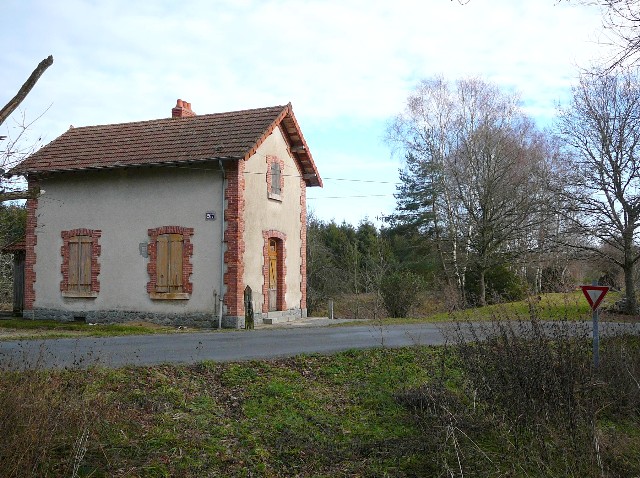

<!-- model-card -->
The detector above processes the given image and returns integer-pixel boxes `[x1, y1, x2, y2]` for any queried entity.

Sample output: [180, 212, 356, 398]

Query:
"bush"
[380, 270, 424, 318]
[465, 263, 527, 305]
[541, 265, 576, 292]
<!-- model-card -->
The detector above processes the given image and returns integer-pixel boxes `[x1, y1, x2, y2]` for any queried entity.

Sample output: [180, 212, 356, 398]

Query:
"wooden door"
[268, 239, 277, 311]
[13, 251, 24, 316]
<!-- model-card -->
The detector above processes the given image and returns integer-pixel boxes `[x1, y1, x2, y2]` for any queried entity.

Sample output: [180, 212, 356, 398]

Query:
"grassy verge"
[1, 290, 634, 340]
[0, 319, 195, 340]
[349, 289, 632, 326]
[1, 326, 639, 477]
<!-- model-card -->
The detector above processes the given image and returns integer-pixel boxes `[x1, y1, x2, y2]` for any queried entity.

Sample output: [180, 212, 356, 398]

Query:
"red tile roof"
[11, 103, 322, 187]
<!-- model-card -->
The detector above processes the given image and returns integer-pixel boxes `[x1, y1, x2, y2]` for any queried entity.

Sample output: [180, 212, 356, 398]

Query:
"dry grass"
[1, 323, 638, 477]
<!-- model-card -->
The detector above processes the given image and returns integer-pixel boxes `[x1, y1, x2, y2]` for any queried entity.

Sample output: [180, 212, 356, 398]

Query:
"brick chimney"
[172, 99, 196, 118]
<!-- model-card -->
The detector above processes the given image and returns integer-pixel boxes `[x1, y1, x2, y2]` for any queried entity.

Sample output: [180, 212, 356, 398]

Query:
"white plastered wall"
[33, 166, 224, 314]
[242, 126, 304, 313]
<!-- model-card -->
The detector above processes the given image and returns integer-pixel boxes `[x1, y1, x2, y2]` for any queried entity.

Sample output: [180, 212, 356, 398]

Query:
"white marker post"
[580, 283, 610, 368]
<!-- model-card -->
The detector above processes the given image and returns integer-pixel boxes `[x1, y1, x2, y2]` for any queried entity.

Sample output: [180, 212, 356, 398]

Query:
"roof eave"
[242, 103, 322, 188]
[9, 156, 243, 177]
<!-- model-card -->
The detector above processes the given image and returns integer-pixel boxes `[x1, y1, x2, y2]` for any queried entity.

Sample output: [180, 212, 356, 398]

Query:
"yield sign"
[580, 285, 610, 310]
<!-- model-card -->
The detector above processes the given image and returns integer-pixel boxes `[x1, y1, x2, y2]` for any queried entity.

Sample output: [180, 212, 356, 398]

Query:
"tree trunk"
[623, 262, 637, 314]
[479, 268, 487, 306]
[622, 228, 637, 314]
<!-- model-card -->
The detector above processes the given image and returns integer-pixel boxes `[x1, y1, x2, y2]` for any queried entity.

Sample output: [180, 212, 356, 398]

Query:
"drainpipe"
[218, 160, 226, 330]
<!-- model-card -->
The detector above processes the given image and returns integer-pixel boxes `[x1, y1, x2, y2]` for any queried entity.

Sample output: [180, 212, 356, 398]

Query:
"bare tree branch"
[0, 55, 53, 128]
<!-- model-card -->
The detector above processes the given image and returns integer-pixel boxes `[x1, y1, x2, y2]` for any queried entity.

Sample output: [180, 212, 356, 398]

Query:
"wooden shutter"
[156, 233, 183, 293]
[68, 238, 80, 291]
[168, 234, 183, 292]
[156, 234, 169, 293]
[271, 161, 281, 195]
[79, 237, 92, 293]
[68, 235, 92, 293]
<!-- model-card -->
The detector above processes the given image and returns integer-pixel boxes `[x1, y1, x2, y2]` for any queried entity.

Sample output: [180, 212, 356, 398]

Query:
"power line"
[242, 170, 399, 185]
[308, 194, 394, 199]
[150, 163, 400, 186]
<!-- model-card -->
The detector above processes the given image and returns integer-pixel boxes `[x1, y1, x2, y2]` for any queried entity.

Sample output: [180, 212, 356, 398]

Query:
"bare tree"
[557, 66, 640, 314]
[388, 77, 469, 297]
[389, 78, 558, 306]
[0, 56, 53, 201]
[450, 79, 558, 305]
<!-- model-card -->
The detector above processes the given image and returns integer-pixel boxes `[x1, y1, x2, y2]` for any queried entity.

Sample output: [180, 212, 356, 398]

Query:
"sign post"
[580, 283, 609, 368]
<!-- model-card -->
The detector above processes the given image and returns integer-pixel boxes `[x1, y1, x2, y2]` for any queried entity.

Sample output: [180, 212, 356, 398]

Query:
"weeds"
[0, 368, 96, 477]
[398, 305, 640, 477]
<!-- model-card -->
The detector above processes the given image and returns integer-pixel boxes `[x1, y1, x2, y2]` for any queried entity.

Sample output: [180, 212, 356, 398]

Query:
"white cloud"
[1, 0, 612, 224]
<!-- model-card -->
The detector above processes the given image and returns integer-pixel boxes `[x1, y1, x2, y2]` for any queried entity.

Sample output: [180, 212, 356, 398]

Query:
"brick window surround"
[60, 228, 101, 298]
[266, 155, 285, 201]
[262, 230, 287, 313]
[147, 226, 194, 300]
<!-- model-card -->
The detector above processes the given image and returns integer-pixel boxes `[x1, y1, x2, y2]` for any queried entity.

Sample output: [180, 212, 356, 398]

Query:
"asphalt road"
[0, 323, 449, 369]
[1, 320, 638, 370]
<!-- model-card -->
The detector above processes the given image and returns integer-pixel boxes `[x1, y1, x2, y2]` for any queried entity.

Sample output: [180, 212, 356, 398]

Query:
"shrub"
[380, 270, 424, 318]
[465, 263, 527, 305]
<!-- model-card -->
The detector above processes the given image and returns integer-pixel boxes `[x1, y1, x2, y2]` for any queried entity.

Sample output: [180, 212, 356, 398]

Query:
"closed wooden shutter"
[68, 235, 92, 293]
[156, 234, 169, 292]
[271, 161, 281, 195]
[156, 233, 183, 293]
[169, 234, 183, 292]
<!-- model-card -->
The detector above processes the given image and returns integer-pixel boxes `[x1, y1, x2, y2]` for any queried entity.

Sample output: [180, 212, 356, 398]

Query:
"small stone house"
[9, 100, 322, 327]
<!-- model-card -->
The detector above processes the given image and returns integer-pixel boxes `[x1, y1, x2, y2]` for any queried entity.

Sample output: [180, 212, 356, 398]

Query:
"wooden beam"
[0, 187, 41, 202]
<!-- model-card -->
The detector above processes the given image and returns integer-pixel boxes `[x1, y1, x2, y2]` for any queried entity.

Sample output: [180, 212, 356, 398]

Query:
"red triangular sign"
[580, 285, 610, 310]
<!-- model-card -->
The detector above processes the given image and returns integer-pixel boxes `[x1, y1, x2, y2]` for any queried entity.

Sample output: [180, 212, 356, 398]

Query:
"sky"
[1, 0, 610, 227]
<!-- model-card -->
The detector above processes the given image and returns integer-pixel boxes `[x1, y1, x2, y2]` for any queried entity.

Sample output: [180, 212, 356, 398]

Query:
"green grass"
[81, 350, 438, 476]
[0, 318, 187, 340]
[1, 338, 638, 477]
[362, 289, 629, 325]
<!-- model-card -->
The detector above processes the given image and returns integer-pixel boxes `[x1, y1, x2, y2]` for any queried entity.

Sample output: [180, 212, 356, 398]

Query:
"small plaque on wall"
[205, 211, 216, 221]
[139, 243, 148, 258]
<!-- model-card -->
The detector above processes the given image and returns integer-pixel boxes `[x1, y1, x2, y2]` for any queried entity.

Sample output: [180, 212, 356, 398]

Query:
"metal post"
[328, 300, 334, 320]
[592, 280, 600, 368]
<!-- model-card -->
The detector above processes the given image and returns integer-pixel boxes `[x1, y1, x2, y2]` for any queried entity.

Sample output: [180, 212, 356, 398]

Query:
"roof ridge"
[67, 104, 289, 131]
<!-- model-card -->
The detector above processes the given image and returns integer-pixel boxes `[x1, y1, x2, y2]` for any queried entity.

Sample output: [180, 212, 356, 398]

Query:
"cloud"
[1, 0, 610, 224]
